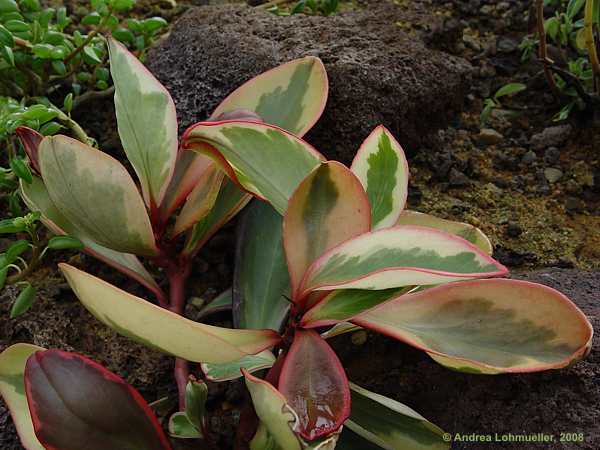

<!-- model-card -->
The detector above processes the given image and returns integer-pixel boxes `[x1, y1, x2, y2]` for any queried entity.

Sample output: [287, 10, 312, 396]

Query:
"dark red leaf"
[15, 126, 43, 175]
[278, 329, 350, 441]
[24, 350, 172, 450]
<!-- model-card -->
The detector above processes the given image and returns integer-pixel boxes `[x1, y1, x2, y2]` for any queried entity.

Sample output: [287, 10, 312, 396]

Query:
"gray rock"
[544, 167, 563, 183]
[521, 150, 537, 164]
[544, 146, 561, 164]
[531, 125, 572, 150]
[145, 2, 472, 163]
[497, 36, 519, 53]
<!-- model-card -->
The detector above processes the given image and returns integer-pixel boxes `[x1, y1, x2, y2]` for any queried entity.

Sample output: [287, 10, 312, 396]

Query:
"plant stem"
[536, 0, 560, 97]
[64, 8, 114, 65]
[7, 226, 42, 285]
[584, 0, 600, 93]
[167, 261, 192, 411]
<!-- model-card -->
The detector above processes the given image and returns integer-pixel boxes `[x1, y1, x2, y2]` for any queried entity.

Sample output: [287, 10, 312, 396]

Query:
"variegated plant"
[189, 125, 593, 449]
[1, 35, 330, 449]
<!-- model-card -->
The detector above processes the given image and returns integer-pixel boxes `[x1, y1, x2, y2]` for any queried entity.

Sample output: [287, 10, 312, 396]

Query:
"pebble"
[478, 128, 504, 145]
[530, 125, 572, 150]
[521, 150, 537, 165]
[544, 167, 563, 183]
[544, 147, 560, 164]
[351, 330, 368, 346]
[497, 36, 519, 53]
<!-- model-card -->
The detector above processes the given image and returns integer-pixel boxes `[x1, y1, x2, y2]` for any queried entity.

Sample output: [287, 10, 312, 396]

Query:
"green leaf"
[82, 12, 102, 25]
[201, 350, 276, 382]
[1, 44, 14, 66]
[168, 412, 202, 439]
[234, 200, 290, 331]
[344, 383, 449, 450]
[350, 126, 408, 229]
[63, 93, 73, 113]
[39, 121, 63, 136]
[567, 0, 587, 19]
[211, 56, 328, 137]
[0, 0, 19, 14]
[0, 344, 45, 450]
[51, 60, 66, 76]
[6, 239, 30, 261]
[0, 267, 7, 290]
[112, 27, 134, 43]
[109, 0, 136, 12]
[10, 158, 32, 184]
[59, 263, 281, 363]
[47, 235, 84, 250]
[38, 136, 158, 256]
[10, 283, 37, 318]
[283, 162, 371, 301]
[20, 176, 162, 297]
[184, 178, 251, 255]
[396, 210, 493, 254]
[244, 370, 302, 450]
[185, 380, 207, 429]
[494, 82, 526, 99]
[108, 37, 178, 207]
[0, 24, 14, 47]
[83, 45, 102, 64]
[300, 225, 507, 296]
[0, 218, 26, 234]
[184, 121, 324, 215]
[4, 20, 29, 32]
[353, 279, 593, 373]
[141, 16, 167, 34]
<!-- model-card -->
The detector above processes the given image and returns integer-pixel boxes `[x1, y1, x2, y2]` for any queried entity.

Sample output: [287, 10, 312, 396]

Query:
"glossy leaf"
[396, 210, 493, 255]
[184, 178, 251, 255]
[234, 200, 290, 331]
[108, 37, 178, 208]
[350, 126, 409, 229]
[300, 225, 507, 296]
[0, 344, 45, 450]
[279, 330, 350, 441]
[182, 121, 324, 214]
[47, 235, 84, 250]
[284, 162, 371, 301]
[172, 164, 224, 236]
[302, 288, 406, 328]
[345, 383, 449, 450]
[38, 136, 157, 256]
[20, 177, 162, 299]
[243, 370, 302, 450]
[59, 263, 280, 363]
[353, 279, 593, 373]
[161, 153, 215, 218]
[201, 350, 276, 382]
[10, 283, 37, 318]
[25, 350, 172, 450]
[211, 57, 328, 137]
[168, 413, 201, 439]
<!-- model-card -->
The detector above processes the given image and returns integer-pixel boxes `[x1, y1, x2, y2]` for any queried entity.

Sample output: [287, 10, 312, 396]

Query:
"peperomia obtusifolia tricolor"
[0, 37, 594, 450]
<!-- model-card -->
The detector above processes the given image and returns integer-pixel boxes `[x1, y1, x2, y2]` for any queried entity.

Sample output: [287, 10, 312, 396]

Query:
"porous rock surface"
[146, 1, 472, 162]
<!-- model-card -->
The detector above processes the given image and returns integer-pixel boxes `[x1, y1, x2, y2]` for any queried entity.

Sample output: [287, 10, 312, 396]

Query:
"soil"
[1, 0, 600, 449]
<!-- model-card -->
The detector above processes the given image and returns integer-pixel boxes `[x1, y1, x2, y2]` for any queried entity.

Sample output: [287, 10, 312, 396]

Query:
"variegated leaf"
[300, 225, 507, 296]
[0, 344, 45, 450]
[184, 178, 252, 256]
[396, 210, 493, 255]
[20, 177, 162, 299]
[59, 264, 280, 364]
[211, 57, 328, 137]
[38, 136, 157, 256]
[108, 37, 178, 208]
[302, 288, 407, 328]
[350, 126, 409, 229]
[353, 279, 593, 373]
[279, 330, 350, 441]
[345, 383, 449, 450]
[172, 165, 224, 236]
[284, 162, 371, 302]
[201, 350, 276, 382]
[244, 370, 302, 450]
[182, 121, 324, 214]
[161, 153, 216, 218]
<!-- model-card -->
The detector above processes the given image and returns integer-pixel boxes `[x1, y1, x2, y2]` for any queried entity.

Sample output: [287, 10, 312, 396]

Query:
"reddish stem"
[166, 260, 192, 411]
